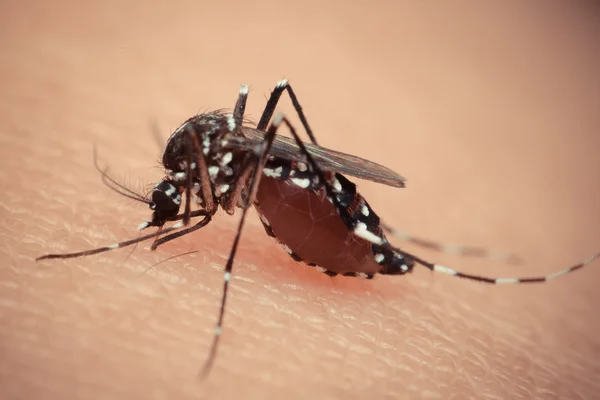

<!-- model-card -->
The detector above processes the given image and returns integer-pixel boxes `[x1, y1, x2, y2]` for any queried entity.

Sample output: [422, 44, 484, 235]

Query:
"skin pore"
[2, 2, 600, 399]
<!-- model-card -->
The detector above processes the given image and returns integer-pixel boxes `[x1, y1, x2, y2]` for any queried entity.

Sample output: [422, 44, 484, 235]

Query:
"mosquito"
[37, 80, 600, 376]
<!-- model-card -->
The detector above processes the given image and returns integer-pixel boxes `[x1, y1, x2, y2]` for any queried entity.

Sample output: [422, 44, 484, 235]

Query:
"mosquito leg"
[233, 85, 249, 127]
[135, 196, 210, 232]
[387, 245, 600, 284]
[181, 126, 196, 226]
[151, 225, 164, 247]
[150, 214, 213, 250]
[36, 221, 187, 261]
[257, 80, 318, 145]
[200, 114, 281, 378]
[380, 221, 522, 264]
[184, 123, 216, 214]
[37, 208, 212, 261]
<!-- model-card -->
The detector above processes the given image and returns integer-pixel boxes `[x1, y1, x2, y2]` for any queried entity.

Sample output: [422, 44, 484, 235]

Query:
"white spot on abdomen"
[353, 222, 383, 245]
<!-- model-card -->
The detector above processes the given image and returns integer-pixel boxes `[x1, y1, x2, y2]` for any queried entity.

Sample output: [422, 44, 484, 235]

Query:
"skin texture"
[1, 1, 600, 399]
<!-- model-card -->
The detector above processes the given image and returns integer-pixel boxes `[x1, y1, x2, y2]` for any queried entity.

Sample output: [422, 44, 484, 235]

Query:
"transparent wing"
[226, 127, 406, 188]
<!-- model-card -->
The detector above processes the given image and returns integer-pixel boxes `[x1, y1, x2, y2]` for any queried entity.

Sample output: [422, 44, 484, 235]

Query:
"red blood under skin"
[255, 176, 383, 274]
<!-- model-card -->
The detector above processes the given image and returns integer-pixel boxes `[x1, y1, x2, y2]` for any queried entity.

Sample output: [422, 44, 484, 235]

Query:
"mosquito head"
[147, 178, 181, 226]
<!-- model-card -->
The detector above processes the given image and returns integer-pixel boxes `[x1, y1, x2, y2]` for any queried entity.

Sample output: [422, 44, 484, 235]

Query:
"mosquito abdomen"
[255, 176, 382, 275]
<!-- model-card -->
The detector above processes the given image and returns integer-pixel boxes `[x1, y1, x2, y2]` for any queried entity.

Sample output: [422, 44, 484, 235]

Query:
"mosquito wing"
[228, 127, 406, 188]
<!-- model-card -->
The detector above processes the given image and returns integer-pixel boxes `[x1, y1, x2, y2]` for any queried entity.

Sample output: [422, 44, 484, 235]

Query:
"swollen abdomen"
[255, 176, 383, 274]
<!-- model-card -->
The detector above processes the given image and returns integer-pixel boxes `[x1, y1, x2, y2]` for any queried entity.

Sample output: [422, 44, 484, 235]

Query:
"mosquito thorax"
[162, 112, 247, 208]
[162, 113, 240, 172]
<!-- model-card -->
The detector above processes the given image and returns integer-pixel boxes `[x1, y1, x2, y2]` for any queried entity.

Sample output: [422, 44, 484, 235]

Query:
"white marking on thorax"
[208, 166, 220, 178]
[220, 152, 233, 166]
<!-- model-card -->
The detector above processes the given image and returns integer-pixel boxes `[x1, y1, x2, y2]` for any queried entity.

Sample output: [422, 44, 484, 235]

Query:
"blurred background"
[1, 1, 599, 399]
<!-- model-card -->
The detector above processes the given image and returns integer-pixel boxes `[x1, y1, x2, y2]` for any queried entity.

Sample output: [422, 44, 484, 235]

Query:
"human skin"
[1, 1, 600, 399]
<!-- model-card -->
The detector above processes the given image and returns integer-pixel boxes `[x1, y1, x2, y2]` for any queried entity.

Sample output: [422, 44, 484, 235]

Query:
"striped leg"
[390, 245, 600, 284]
[200, 113, 282, 377]
[367, 225, 599, 283]
[35, 210, 211, 261]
